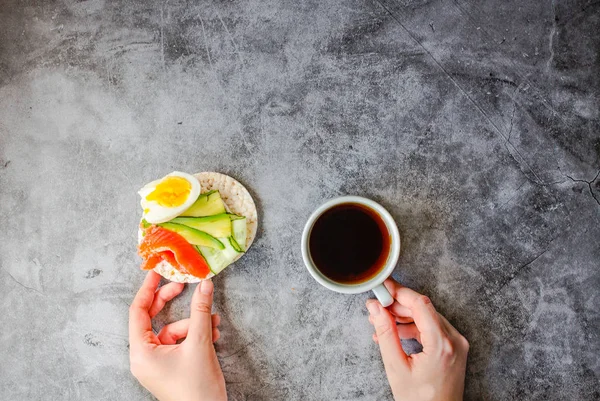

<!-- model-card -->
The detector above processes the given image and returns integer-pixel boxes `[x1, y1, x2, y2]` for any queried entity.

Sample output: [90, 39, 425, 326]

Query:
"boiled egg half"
[138, 172, 201, 224]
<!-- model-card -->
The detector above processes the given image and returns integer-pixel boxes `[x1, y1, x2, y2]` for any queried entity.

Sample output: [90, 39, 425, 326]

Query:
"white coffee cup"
[301, 196, 401, 307]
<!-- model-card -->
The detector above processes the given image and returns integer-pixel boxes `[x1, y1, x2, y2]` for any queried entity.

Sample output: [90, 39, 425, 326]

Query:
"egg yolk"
[146, 176, 192, 207]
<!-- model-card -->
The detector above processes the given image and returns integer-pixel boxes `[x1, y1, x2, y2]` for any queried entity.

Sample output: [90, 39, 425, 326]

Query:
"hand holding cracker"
[129, 271, 226, 401]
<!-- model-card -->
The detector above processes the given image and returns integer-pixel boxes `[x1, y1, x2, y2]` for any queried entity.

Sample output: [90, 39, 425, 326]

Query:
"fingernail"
[199, 280, 212, 294]
[367, 301, 381, 316]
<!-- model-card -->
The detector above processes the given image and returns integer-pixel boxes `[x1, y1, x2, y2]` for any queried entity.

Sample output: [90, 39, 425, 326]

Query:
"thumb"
[187, 279, 214, 345]
[367, 300, 409, 375]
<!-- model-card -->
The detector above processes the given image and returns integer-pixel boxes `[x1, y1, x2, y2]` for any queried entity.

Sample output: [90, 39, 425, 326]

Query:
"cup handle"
[372, 283, 393, 307]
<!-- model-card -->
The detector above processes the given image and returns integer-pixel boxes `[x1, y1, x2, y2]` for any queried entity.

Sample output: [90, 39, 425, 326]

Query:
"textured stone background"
[0, 0, 599, 400]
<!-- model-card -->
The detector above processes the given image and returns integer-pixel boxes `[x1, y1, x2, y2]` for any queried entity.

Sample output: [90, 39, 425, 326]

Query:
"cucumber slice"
[181, 190, 226, 217]
[229, 236, 242, 252]
[197, 237, 241, 275]
[231, 218, 247, 251]
[158, 222, 225, 250]
[170, 214, 232, 238]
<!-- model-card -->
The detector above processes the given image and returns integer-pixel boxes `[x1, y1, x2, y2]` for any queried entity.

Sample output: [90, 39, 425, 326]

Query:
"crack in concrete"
[497, 179, 527, 210]
[373, 0, 594, 211]
[2, 268, 45, 295]
[546, 0, 557, 72]
[565, 169, 600, 206]
[489, 242, 554, 299]
[373, 0, 546, 187]
[505, 96, 517, 145]
[450, 0, 571, 129]
[160, 3, 166, 70]
[220, 339, 257, 359]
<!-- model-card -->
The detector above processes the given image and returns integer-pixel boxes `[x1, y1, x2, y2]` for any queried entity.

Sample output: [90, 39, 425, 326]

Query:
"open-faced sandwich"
[137, 171, 257, 283]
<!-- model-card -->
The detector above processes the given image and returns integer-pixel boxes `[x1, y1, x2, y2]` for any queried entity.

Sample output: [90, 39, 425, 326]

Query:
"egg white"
[139, 171, 201, 224]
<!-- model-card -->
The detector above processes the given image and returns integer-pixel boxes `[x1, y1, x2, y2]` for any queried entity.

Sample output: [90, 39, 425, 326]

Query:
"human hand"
[129, 271, 226, 401]
[367, 278, 469, 401]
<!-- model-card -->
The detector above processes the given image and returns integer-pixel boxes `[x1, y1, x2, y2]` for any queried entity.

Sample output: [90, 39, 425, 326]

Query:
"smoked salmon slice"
[140, 251, 179, 271]
[140, 254, 163, 271]
[139, 225, 211, 279]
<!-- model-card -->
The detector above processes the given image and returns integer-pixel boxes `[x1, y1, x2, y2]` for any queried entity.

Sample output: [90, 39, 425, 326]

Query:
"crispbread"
[142, 172, 258, 283]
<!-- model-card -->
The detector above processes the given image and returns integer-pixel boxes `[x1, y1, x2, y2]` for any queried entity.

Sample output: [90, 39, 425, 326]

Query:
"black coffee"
[309, 203, 390, 284]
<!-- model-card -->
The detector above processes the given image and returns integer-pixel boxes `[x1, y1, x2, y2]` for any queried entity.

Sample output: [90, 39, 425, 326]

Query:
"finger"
[383, 279, 445, 354]
[157, 314, 220, 345]
[372, 333, 378, 344]
[437, 313, 459, 337]
[387, 301, 413, 319]
[437, 313, 469, 352]
[129, 271, 162, 346]
[367, 300, 409, 374]
[396, 323, 421, 342]
[372, 322, 421, 341]
[212, 328, 220, 342]
[370, 313, 412, 325]
[212, 313, 221, 328]
[149, 282, 185, 318]
[395, 315, 414, 324]
[187, 280, 214, 345]
[158, 319, 190, 345]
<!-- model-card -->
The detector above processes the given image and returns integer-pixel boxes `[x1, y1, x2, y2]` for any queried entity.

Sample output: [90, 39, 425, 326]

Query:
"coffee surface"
[309, 203, 390, 284]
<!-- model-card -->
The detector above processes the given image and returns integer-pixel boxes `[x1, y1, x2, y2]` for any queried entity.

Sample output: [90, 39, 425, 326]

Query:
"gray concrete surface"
[1, 0, 599, 400]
